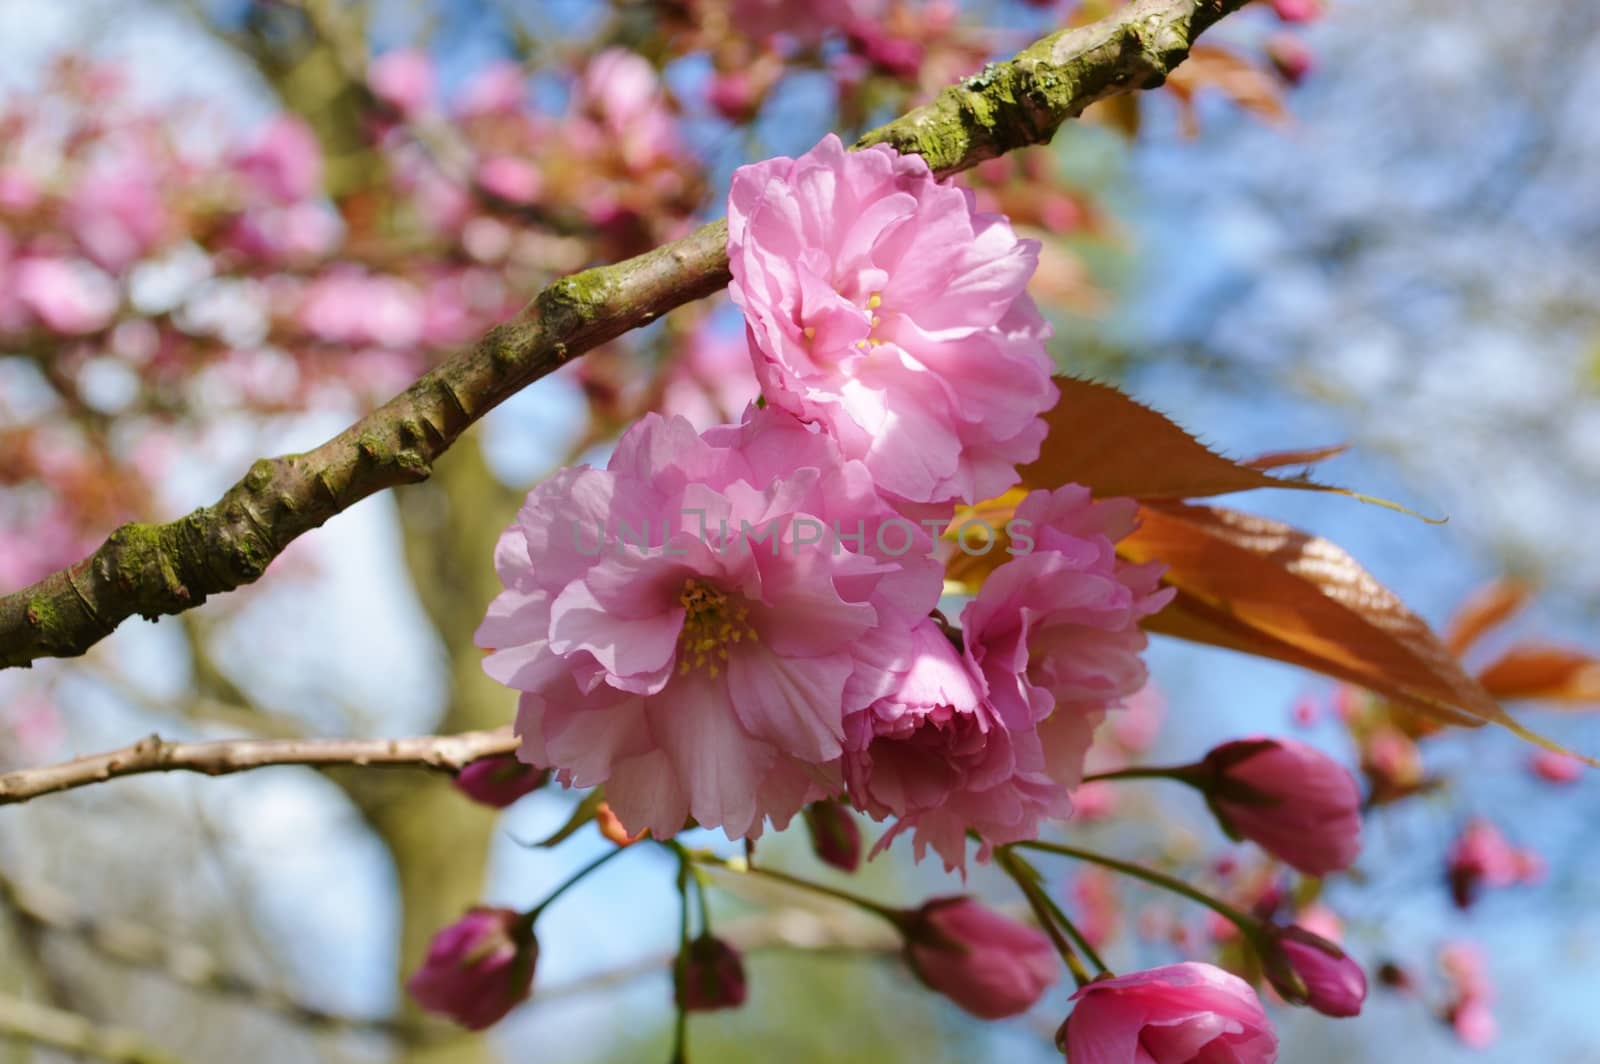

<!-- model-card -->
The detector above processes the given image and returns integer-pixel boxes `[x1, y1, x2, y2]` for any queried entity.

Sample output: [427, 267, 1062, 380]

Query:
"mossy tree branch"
[0, 0, 1250, 670]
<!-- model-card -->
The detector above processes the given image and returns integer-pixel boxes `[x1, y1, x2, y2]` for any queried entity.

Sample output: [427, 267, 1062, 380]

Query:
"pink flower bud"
[676, 935, 748, 1011]
[1530, 750, 1584, 784]
[1266, 34, 1315, 85]
[901, 897, 1059, 1019]
[1450, 998, 1498, 1049]
[1201, 737, 1362, 876]
[1058, 962, 1278, 1062]
[1266, 925, 1366, 1017]
[406, 907, 536, 1030]
[801, 799, 861, 873]
[707, 70, 760, 123]
[452, 754, 548, 808]
[1446, 819, 1519, 908]
[1270, 0, 1323, 22]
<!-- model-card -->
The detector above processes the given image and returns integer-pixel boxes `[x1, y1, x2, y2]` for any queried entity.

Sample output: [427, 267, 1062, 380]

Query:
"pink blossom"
[1439, 941, 1493, 1002]
[13, 257, 119, 335]
[677, 935, 748, 1011]
[576, 49, 683, 168]
[846, 486, 1166, 868]
[67, 162, 169, 272]
[226, 203, 342, 265]
[901, 897, 1058, 1019]
[1269, 0, 1323, 22]
[1201, 737, 1363, 876]
[233, 117, 323, 204]
[1451, 999, 1498, 1050]
[727, 133, 1058, 507]
[1068, 867, 1121, 949]
[1266, 34, 1315, 85]
[0, 169, 41, 212]
[658, 322, 761, 432]
[732, 0, 856, 45]
[708, 69, 760, 122]
[1446, 818, 1521, 908]
[1059, 962, 1278, 1064]
[1267, 925, 1366, 1017]
[477, 408, 940, 840]
[297, 270, 424, 348]
[1070, 780, 1117, 821]
[453, 754, 548, 808]
[456, 61, 527, 116]
[369, 49, 436, 118]
[406, 907, 536, 1030]
[844, 618, 1063, 871]
[845, 19, 924, 79]
[962, 487, 1171, 787]
[1111, 681, 1165, 754]
[477, 156, 542, 205]
[1530, 750, 1584, 784]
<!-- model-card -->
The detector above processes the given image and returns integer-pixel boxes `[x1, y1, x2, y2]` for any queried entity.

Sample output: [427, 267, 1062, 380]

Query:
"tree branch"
[0, 992, 185, 1064]
[0, 874, 413, 1037]
[0, 728, 516, 806]
[0, 0, 1249, 669]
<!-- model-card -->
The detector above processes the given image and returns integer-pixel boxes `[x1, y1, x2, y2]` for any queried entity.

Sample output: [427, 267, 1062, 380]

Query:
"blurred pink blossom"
[233, 117, 323, 204]
[369, 49, 436, 118]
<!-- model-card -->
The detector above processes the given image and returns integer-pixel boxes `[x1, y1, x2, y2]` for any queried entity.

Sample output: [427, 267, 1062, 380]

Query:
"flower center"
[801, 291, 887, 354]
[677, 578, 757, 677]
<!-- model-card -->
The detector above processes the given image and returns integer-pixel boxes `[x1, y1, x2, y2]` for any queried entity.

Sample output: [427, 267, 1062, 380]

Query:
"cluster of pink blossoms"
[479, 133, 1169, 866]
[461, 136, 1379, 1062]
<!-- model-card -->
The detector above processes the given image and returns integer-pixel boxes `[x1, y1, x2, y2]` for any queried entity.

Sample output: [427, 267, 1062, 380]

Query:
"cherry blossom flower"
[477, 408, 940, 840]
[844, 618, 1065, 870]
[1058, 962, 1278, 1064]
[727, 133, 1057, 507]
[369, 49, 436, 118]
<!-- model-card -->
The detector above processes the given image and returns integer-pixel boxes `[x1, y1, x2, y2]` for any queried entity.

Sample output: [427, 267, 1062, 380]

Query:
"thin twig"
[0, 728, 516, 806]
[0, 991, 185, 1064]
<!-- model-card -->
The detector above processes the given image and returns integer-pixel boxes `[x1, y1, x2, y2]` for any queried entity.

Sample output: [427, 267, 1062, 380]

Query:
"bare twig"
[0, 874, 411, 1037]
[0, 0, 1250, 670]
[0, 728, 516, 806]
[0, 991, 184, 1064]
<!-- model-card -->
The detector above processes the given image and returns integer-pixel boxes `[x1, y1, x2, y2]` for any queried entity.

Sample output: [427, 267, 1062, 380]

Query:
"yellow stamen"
[675, 578, 758, 676]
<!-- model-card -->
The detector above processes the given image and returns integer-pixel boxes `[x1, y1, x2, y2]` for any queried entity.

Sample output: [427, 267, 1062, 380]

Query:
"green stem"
[670, 845, 692, 1064]
[691, 866, 713, 936]
[1015, 839, 1259, 935]
[526, 845, 629, 923]
[1080, 763, 1204, 785]
[1001, 847, 1111, 975]
[995, 847, 1093, 988]
[691, 851, 907, 928]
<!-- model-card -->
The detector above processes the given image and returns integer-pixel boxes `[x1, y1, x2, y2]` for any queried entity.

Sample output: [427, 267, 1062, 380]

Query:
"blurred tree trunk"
[331, 436, 521, 1064]
[201, 8, 526, 1057]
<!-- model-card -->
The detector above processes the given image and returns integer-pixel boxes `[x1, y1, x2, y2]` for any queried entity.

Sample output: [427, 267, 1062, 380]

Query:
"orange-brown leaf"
[1242, 443, 1351, 471]
[1023, 379, 1428, 519]
[1123, 502, 1590, 761]
[1444, 580, 1534, 658]
[1477, 644, 1600, 704]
